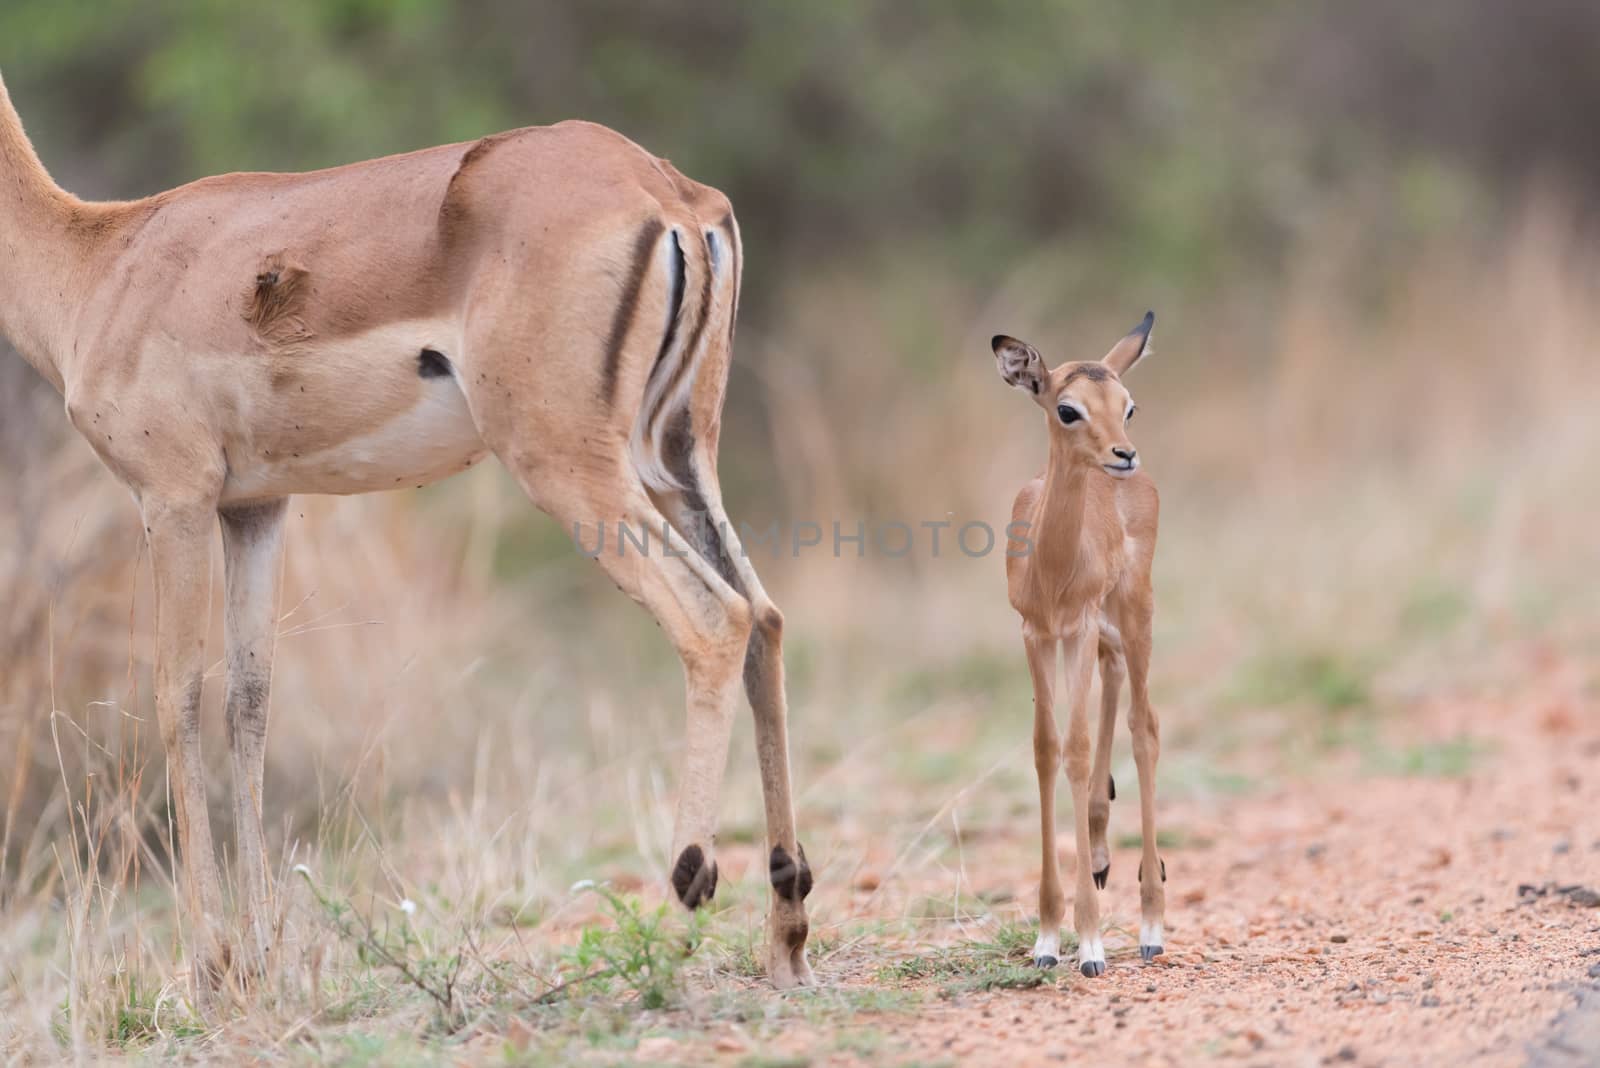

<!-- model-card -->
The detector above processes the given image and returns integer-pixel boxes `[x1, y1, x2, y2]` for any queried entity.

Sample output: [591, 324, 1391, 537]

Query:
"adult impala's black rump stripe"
[648, 228, 686, 377]
[600, 218, 667, 406]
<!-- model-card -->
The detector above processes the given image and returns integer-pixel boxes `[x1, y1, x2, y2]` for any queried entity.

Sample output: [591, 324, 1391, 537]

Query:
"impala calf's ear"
[1102, 311, 1155, 376]
[992, 334, 1049, 401]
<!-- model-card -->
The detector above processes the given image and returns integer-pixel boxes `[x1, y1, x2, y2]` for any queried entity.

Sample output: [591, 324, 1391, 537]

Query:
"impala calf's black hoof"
[1093, 864, 1109, 890]
[670, 844, 718, 910]
[1080, 959, 1106, 978]
[1033, 954, 1059, 969]
[1141, 944, 1164, 962]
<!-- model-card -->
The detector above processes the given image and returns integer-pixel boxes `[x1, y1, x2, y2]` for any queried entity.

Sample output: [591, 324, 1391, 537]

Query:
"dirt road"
[700, 672, 1600, 1067]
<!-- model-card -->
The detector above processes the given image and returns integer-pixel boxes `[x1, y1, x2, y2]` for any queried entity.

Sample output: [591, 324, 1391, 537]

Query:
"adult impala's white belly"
[217, 320, 490, 504]
[221, 380, 487, 502]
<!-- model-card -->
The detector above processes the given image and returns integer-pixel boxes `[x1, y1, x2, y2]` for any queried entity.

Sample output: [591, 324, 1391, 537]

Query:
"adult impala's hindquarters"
[991, 313, 1167, 977]
[0, 69, 815, 999]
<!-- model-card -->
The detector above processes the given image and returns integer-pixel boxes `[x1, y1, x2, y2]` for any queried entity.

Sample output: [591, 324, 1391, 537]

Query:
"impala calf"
[992, 314, 1165, 976]
[0, 70, 814, 994]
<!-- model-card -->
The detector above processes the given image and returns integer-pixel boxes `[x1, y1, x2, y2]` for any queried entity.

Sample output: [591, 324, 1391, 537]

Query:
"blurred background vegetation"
[7, 1, 1600, 316]
[3, 1, 1600, 1053]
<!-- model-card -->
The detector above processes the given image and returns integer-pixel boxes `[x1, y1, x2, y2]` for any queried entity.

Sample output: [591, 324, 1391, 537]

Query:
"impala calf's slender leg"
[1123, 593, 1166, 960]
[1060, 623, 1107, 976]
[1087, 627, 1125, 890]
[220, 498, 288, 974]
[1024, 631, 1064, 968]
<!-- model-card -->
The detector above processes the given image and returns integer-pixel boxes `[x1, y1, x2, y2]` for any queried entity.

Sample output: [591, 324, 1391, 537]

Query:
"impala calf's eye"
[1058, 405, 1082, 425]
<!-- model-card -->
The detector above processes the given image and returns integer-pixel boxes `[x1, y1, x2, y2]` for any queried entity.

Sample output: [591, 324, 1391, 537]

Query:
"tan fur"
[0, 71, 813, 996]
[992, 317, 1167, 974]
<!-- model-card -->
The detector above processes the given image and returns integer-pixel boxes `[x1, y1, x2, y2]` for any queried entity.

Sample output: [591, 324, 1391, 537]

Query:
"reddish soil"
[743, 671, 1600, 1066]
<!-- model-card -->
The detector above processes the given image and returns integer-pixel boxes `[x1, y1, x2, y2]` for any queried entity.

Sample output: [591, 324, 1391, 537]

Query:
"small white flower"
[569, 879, 596, 894]
[399, 898, 417, 916]
[292, 864, 312, 878]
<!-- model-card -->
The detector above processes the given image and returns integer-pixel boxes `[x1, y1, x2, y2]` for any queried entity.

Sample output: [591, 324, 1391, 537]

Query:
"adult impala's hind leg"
[219, 499, 287, 975]
[1122, 592, 1166, 960]
[742, 604, 815, 988]
[654, 437, 814, 987]
[499, 446, 750, 916]
[1087, 629, 1125, 891]
[1022, 631, 1064, 968]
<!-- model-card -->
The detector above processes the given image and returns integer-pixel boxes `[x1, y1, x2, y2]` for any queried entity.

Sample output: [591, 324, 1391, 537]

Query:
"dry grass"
[2, 197, 1599, 1062]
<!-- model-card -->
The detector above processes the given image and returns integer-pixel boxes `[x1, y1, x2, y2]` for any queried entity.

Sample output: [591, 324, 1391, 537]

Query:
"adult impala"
[991, 315, 1166, 976]
[0, 71, 814, 992]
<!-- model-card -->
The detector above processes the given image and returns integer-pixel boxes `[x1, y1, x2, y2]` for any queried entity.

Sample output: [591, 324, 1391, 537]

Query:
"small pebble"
[1422, 995, 1442, 1007]
[1589, 963, 1600, 979]
[1554, 840, 1572, 854]
[1330, 934, 1349, 943]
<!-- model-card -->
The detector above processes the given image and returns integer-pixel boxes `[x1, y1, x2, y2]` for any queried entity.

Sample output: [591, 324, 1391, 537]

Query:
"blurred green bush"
[6, 0, 1596, 322]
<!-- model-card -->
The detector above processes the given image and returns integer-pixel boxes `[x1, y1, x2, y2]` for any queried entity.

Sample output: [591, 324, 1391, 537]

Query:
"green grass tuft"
[1230, 649, 1374, 712]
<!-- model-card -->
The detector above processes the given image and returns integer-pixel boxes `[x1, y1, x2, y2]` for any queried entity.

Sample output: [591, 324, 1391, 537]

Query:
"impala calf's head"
[991, 311, 1154, 479]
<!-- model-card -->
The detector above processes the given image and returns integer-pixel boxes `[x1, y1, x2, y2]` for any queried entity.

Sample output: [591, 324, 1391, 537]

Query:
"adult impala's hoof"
[768, 952, 816, 989]
[1033, 954, 1059, 969]
[1092, 863, 1109, 890]
[1141, 944, 1165, 962]
[767, 918, 815, 989]
[1080, 959, 1106, 977]
[670, 844, 718, 909]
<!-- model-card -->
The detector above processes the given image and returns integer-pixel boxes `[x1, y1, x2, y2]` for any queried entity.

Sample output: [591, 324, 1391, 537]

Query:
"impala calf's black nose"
[1113, 447, 1137, 462]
